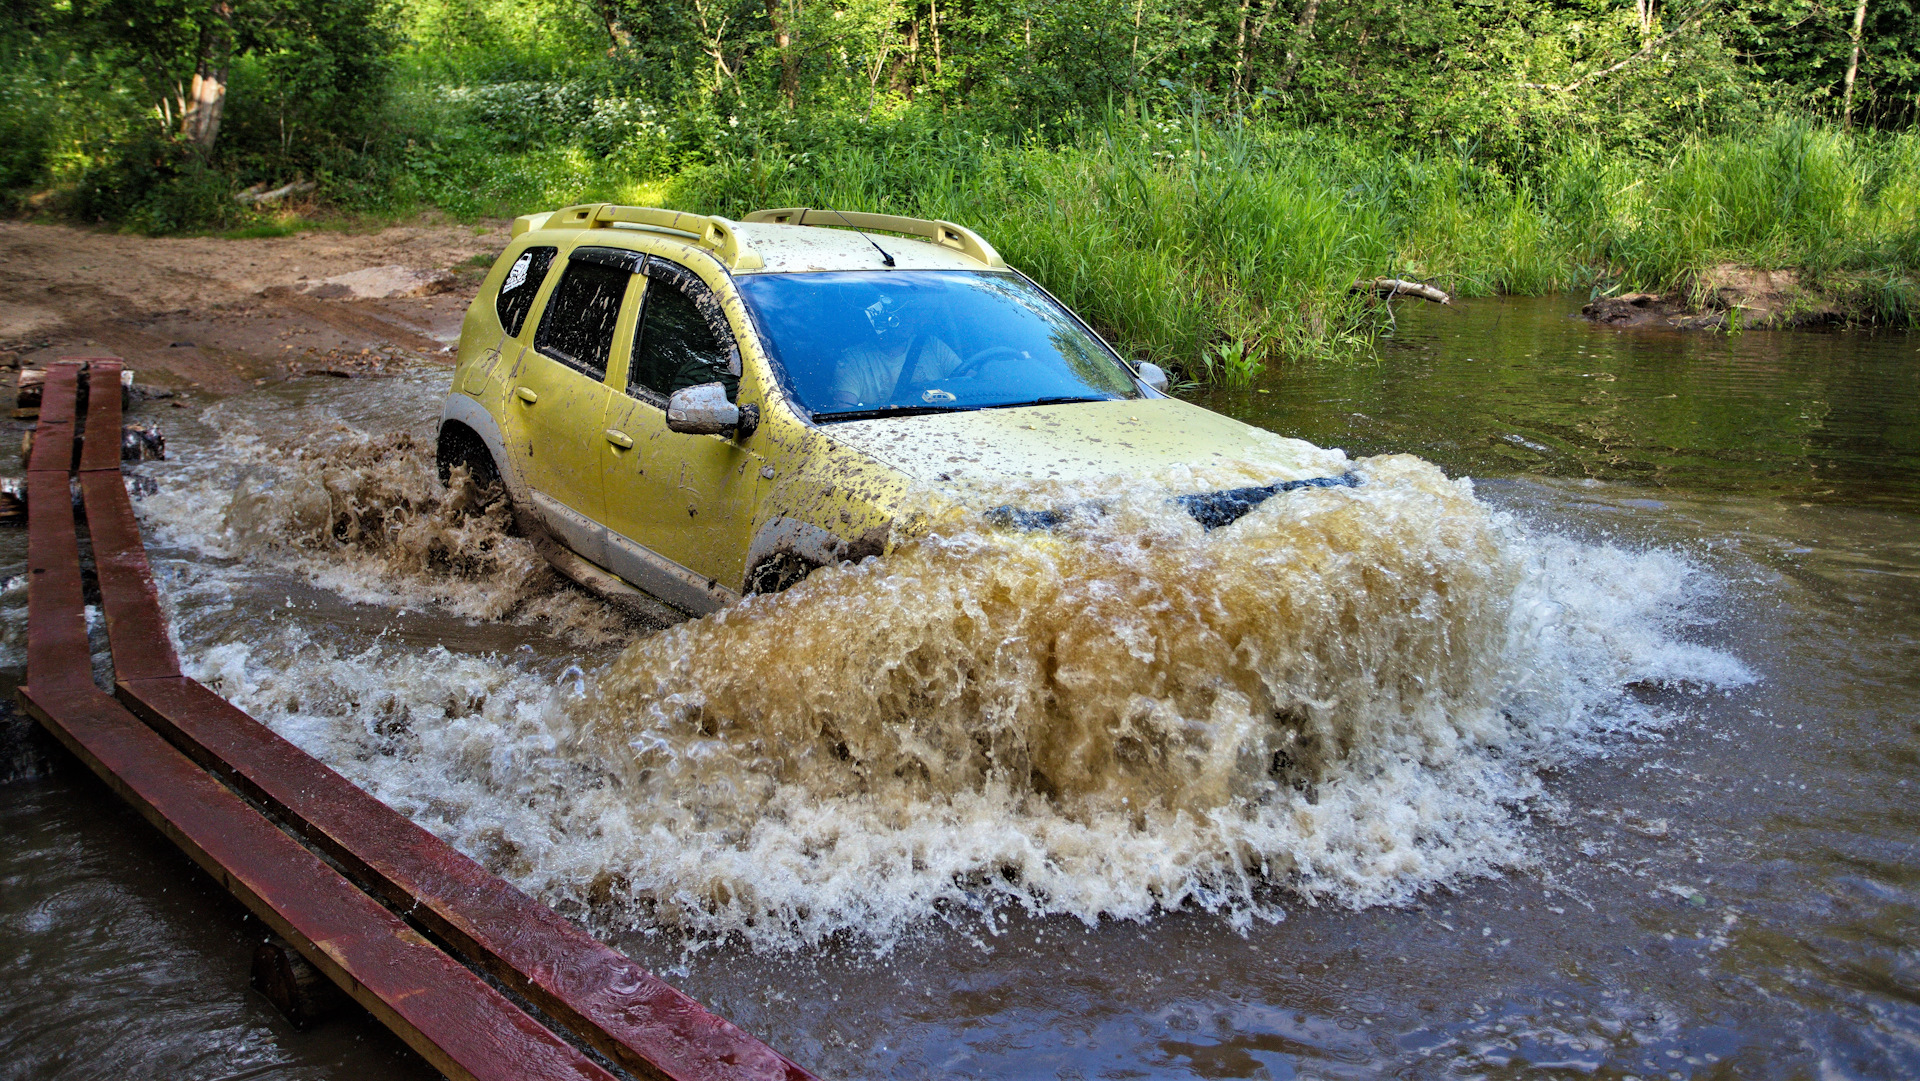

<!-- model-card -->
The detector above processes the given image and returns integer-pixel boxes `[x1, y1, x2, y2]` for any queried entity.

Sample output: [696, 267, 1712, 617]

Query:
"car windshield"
[734, 270, 1141, 421]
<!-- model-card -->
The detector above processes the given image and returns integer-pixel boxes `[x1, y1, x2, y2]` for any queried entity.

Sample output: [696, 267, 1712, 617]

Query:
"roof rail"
[512, 204, 764, 271]
[741, 208, 1004, 268]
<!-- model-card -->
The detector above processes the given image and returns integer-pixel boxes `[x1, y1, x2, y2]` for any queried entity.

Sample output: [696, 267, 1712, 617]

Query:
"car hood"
[824, 398, 1352, 489]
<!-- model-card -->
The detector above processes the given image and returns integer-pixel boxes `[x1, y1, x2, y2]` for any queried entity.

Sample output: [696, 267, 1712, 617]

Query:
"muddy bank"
[0, 220, 507, 394]
[1580, 264, 1846, 330]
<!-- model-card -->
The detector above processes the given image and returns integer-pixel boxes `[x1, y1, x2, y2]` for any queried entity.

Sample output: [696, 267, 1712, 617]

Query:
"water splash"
[140, 406, 628, 643]
[142, 394, 1751, 951]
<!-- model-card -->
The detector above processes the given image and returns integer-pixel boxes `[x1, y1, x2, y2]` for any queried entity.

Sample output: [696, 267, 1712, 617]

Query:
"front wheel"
[435, 423, 504, 505]
[746, 551, 820, 595]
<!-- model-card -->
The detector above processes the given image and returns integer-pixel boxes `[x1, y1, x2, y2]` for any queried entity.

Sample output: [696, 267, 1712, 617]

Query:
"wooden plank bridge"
[17, 359, 818, 1081]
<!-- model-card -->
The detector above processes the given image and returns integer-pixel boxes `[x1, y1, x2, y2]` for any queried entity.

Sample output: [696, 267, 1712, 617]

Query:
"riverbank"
[5, 116, 1915, 390]
[1580, 264, 1851, 331]
[656, 119, 1919, 381]
[0, 219, 499, 392]
[204, 115, 1918, 382]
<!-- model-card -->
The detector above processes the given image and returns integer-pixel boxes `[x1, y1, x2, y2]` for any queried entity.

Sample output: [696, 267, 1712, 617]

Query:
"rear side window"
[494, 246, 555, 338]
[532, 258, 630, 380]
[629, 265, 739, 403]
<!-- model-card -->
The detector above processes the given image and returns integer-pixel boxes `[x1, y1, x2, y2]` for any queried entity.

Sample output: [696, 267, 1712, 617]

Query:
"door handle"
[604, 429, 633, 449]
[514, 386, 539, 404]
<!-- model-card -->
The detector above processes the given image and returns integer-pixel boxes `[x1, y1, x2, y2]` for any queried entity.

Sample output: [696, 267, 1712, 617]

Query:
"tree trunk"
[904, 15, 919, 97]
[1842, 0, 1868, 128]
[1232, 0, 1253, 97]
[765, 0, 798, 108]
[1275, 0, 1321, 90]
[181, 4, 231, 154]
[595, 0, 632, 52]
[929, 0, 942, 79]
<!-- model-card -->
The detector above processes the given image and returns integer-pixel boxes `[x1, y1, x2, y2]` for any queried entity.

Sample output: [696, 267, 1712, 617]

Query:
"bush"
[66, 131, 237, 234]
[0, 68, 53, 209]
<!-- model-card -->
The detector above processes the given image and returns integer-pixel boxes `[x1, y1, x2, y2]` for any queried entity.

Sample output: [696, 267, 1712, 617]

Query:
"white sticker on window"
[501, 252, 532, 294]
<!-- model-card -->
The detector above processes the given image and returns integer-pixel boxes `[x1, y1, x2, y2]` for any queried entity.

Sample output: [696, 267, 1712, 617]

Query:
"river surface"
[2, 295, 1915, 1079]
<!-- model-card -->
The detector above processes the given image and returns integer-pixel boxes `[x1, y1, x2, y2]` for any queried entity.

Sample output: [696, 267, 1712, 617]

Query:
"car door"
[507, 246, 642, 565]
[601, 258, 766, 608]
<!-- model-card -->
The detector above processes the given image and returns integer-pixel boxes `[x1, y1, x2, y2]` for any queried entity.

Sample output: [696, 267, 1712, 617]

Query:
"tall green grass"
[663, 116, 1919, 381]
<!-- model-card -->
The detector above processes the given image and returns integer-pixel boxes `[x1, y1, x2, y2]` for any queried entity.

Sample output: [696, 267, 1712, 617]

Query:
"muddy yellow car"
[438, 203, 1349, 614]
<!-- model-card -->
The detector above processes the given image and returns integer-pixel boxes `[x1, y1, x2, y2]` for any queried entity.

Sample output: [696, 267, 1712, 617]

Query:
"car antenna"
[825, 208, 895, 267]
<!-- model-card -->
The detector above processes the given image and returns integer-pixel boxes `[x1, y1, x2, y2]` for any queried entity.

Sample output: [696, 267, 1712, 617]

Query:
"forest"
[4, 0, 1916, 374]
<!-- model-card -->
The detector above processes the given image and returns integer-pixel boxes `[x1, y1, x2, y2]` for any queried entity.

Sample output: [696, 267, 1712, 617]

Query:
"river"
[2, 295, 1914, 1079]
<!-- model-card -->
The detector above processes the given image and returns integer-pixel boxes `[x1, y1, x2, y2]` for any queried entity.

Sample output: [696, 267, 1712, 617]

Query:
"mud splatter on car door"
[509, 249, 641, 557]
[602, 260, 766, 589]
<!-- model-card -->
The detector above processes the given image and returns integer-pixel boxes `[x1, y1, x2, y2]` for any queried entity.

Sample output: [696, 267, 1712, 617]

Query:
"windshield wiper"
[985, 396, 1114, 409]
[811, 405, 977, 423]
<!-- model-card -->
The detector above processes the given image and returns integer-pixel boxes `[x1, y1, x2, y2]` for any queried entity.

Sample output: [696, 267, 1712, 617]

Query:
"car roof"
[727, 222, 993, 274]
[575, 220, 994, 275]
[514, 204, 1003, 275]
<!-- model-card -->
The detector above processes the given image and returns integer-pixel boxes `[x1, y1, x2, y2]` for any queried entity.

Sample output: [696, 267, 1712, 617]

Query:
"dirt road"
[0, 220, 509, 393]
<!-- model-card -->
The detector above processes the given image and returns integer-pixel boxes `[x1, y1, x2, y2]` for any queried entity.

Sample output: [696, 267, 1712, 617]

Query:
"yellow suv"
[438, 204, 1350, 614]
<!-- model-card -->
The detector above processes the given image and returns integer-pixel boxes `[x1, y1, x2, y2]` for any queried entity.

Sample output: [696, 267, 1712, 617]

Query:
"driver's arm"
[829, 344, 896, 408]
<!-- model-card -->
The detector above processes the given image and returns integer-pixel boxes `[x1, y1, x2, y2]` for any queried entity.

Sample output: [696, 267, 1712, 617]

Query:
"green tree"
[73, 0, 392, 157]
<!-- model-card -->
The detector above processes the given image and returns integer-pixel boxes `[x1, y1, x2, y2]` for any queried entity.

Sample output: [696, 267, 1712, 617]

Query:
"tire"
[435, 423, 503, 498]
[745, 551, 821, 595]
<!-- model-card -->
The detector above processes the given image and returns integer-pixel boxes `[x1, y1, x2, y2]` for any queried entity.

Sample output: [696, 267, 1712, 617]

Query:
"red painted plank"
[116, 676, 818, 1081]
[78, 358, 123, 473]
[76, 363, 179, 682]
[18, 686, 619, 1081]
[74, 363, 819, 1081]
[27, 361, 81, 474]
[78, 471, 182, 680]
[26, 362, 619, 1081]
[25, 470, 93, 695]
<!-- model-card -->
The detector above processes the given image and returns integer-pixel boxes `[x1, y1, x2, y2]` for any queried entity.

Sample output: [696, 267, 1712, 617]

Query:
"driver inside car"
[827, 293, 967, 408]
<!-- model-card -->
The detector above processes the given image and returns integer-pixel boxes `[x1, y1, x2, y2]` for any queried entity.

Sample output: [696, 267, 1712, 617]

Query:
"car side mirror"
[1136, 361, 1170, 393]
[667, 382, 757, 438]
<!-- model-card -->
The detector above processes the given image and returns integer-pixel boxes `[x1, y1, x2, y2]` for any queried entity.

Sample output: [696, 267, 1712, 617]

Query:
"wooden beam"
[25, 362, 620, 1081]
[76, 360, 818, 1081]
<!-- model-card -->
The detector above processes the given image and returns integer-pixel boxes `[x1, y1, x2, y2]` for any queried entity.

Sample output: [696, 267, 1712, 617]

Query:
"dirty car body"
[438, 204, 1339, 615]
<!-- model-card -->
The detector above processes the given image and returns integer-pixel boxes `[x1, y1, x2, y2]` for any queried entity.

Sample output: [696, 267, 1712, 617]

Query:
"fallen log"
[236, 179, 316, 206]
[1352, 278, 1452, 304]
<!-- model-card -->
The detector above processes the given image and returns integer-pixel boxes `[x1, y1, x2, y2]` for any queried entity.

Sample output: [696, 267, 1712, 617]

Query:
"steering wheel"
[947, 345, 1023, 381]
[887, 339, 1024, 403]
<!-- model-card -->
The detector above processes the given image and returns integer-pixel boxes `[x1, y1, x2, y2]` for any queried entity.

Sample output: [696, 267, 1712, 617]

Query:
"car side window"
[629, 264, 740, 405]
[532, 256, 630, 380]
[494, 246, 555, 338]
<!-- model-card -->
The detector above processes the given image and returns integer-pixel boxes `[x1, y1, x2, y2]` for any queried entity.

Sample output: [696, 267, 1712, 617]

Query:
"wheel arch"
[743, 514, 889, 594]
[437, 395, 528, 506]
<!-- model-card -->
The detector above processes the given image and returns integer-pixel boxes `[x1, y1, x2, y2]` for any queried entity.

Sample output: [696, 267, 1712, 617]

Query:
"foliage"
[0, 0, 1916, 379]
[0, 0, 393, 229]
[1738, 0, 1920, 128]
[665, 114, 1917, 382]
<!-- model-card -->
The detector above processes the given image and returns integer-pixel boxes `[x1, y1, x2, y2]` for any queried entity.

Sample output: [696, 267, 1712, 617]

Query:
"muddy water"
[2, 294, 1916, 1079]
